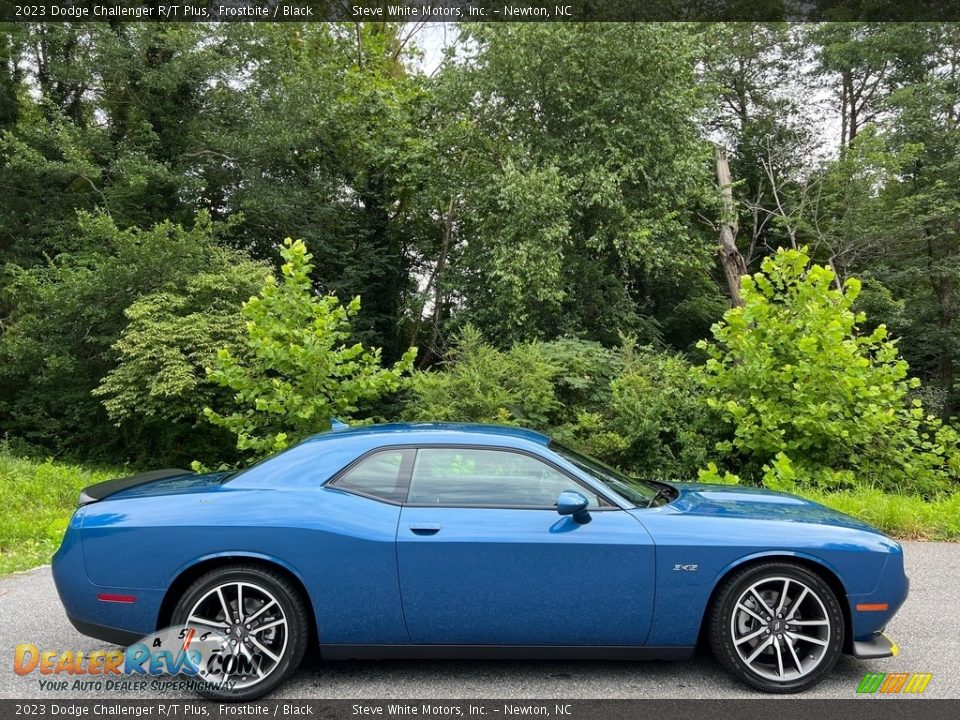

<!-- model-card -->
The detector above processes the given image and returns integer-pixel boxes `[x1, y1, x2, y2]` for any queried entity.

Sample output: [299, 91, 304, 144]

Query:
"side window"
[408, 448, 601, 508]
[330, 449, 413, 503]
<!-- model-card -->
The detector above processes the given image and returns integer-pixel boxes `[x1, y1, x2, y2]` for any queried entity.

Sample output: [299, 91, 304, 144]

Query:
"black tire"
[708, 561, 845, 693]
[170, 564, 309, 701]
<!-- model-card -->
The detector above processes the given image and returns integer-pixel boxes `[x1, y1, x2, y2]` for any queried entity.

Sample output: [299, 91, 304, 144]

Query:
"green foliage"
[698, 247, 959, 494]
[194, 24, 433, 360]
[0, 212, 254, 463]
[550, 342, 725, 481]
[0, 450, 124, 575]
[0, 25, 229, 265]
[461, 162, 570, 345]
[2, 21, 960, 505]
[203, 239, 416, 460]
[701, 23, 818, 254]
[853, 277, 906, 334]
[606, 345, 726, 480]
[452, 23, 717, 347]
[535, 338, 625, 417]
[93, 248, 268, 462]
[405, 328, 723, 481]
[405, 325, 559, 427]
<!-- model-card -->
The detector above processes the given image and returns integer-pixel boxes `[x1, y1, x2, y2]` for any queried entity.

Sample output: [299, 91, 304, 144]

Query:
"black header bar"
[6, 0, 960, 23]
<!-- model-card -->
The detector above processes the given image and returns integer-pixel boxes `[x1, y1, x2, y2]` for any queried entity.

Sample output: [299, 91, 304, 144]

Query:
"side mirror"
[556, 490, 591, 525]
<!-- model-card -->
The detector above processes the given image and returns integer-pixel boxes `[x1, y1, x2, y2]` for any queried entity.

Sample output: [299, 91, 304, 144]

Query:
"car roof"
[302, 422, 550, 447]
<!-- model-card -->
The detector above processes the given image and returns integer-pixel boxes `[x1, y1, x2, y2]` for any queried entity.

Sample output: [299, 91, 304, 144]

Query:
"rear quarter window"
[329, 449, 414, 503]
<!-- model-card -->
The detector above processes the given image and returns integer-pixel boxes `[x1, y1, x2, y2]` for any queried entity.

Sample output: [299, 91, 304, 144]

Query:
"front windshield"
[549, 441, 657, 505]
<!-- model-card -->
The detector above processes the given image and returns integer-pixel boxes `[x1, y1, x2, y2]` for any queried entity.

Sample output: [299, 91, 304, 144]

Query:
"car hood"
[661, 482, 881, 533]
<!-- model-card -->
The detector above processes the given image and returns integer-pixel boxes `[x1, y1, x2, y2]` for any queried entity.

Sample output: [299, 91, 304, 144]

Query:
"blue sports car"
[53, 422, 908, 699]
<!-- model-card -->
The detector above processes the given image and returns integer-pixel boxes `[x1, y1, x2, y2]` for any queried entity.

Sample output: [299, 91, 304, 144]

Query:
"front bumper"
[847, 549, 910, 644]
[852, 632, 899, 659]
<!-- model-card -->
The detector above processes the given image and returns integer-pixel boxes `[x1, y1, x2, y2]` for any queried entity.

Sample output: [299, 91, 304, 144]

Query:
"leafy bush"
[550, 342, 725, 480]
[536, 337, 625, 414]
[93, 246, 268, 464]
[404, 325, 560, 427]
[697, 247, 959, 495]
[203, 239, 416, 460]
[0, 211, 255, 463]
[606, 343, 726, 480]
[404, 328, 723, 481]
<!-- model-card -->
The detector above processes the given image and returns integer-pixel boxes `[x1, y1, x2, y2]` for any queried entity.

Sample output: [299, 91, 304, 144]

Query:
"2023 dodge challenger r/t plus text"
[53, 423, 908, 699]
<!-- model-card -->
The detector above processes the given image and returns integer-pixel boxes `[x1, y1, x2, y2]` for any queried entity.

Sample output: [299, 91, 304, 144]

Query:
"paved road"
[1, 541, 958, 700]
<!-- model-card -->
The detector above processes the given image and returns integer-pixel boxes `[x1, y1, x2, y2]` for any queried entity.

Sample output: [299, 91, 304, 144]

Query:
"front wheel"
[171, 564, 309, 701]
[708, 562, 845, 693]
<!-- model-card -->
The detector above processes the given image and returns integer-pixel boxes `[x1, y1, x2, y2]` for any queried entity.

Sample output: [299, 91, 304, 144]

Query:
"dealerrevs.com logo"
[857, 672, 933, 694]
[14, 626, 260, 693]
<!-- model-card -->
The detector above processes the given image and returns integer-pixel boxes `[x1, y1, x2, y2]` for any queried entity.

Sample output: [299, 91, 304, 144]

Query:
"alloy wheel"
[729, 575, 831, 682]
[185, 580, 289, 691]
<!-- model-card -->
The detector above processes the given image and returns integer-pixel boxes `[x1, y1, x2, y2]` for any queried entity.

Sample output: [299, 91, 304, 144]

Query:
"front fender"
[633, 510, 899, 647]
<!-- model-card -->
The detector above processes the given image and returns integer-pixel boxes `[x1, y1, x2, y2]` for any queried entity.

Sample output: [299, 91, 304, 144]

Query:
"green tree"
[809, 24, 929, 151]
[876, 26, 960, 419]
[701, 23, 816, 262]
[204, 239, 416, 460]
[0, 211, 255, 461]
[444, 23, 717, 348]
[697, 247, 958, 494]
[798, 25, 960, 418]
[198, 24, 432, 361]
[93, 249, 268, 464]
[0, 24, 230, 266]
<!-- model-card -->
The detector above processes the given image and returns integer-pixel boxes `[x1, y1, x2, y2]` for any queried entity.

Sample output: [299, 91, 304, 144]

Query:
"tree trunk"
[417, 197, 455, 368]
[359, 174, 403, 362]
[411, 196, 454, 356]
[840, 69, 850, 150]
[715, 145, 747, 307]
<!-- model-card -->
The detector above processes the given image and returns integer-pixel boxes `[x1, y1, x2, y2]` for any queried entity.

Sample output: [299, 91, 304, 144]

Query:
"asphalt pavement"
[1, 540, 957, 700]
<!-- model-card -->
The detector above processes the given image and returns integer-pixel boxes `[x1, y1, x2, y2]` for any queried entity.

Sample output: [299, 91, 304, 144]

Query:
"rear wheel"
[709, 562, 845, 693]
[171, 564, 309, 701]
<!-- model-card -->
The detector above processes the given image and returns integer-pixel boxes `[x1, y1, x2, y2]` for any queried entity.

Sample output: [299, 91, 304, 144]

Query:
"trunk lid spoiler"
[78, 468, 190, 506]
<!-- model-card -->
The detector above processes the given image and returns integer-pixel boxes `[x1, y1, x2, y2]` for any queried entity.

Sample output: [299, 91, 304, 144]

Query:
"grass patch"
[0, 452, 957, 576]
[800, 486, 960, 541]
[0, 452, 122, 575]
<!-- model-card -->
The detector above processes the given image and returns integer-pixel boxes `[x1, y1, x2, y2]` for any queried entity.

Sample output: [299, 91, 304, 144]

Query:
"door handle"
[409, 523, 441, 536]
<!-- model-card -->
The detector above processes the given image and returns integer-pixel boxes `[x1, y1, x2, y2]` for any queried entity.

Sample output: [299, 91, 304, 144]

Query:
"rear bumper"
[52, 509, 163, 643]
[66, 616, 142, 647]
[852, 632, 899, 659]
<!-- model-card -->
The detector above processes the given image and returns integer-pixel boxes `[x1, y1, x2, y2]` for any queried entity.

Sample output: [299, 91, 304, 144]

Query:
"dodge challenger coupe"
[53, 422, 908, 699]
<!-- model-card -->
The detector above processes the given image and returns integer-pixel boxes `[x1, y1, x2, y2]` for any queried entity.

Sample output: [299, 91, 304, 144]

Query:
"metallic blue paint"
[397, 505, 654, 645]
[556, 490, 590, 522]
[52, 422, 908, 659]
